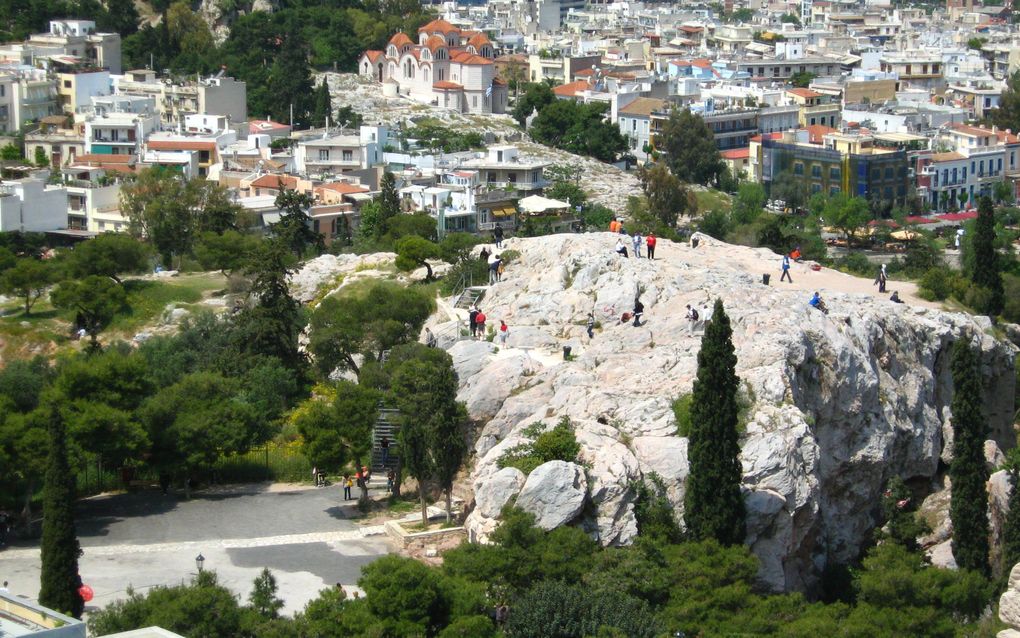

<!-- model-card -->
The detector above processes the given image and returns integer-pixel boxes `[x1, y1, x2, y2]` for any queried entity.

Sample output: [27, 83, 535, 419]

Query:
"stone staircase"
[453, 286, 487, 309]
[371, 405, 401, 473]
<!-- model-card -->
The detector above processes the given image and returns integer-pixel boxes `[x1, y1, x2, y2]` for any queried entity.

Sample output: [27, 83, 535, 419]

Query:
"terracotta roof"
[418, 19, 459, 34]
[575, 68, 595, 76]
[424, 35, 447, 52]
[721, 148, 750, 159]
[679, 25, 704, 33]
[691, 58, 713, 68]
[750, 132, 783, 143]
[249, 119, 290, 133]
[250, 174, 298, 189]
[805, 124, 837, 143]
[433, 80, 464, 90]
[317, 182, 369, 195]
[450, 51, 491, 65]
[363, 50, 384, 63]
[619, 97, 666, 117]
[949, 123, 1019, 143]
[75, 153, 134, 164]
[553, 80, 591, 97]
[787, 88, 823, 98]
[147, 140, 216, 151]
[467, 33, 491, 49]
[388, 32, 412, 48]
[492, 77, 506, 86]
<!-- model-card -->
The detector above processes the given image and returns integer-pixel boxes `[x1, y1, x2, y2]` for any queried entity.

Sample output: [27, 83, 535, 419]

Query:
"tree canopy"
[656, 108, 725, 186]
[530, 100, 629, 163]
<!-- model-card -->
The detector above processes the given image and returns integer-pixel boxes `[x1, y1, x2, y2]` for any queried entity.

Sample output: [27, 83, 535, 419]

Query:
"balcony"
[481, 180, 548, 191]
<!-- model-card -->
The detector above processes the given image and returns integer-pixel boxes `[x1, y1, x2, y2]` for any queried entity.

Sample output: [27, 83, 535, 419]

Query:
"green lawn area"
[0, 272, 227, 360]
[695, 189, 733, 213]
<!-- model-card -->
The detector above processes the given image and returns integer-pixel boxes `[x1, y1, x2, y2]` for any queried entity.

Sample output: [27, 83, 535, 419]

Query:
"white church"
[358, 19, 508, 115]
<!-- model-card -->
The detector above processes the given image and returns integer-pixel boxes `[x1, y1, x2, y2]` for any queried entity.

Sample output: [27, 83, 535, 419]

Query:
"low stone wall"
[384, 520, 466, 558]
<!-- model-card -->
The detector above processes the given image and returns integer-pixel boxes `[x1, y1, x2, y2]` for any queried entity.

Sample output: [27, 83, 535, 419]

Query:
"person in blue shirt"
[780, 253, 793, 283]
[809, 292, 828, 314]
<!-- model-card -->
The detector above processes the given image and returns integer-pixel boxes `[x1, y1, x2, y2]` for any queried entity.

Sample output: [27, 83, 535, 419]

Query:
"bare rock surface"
[444, 232, 1016, 591]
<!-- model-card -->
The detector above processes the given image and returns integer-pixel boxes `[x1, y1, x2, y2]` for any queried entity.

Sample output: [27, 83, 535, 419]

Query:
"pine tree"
[949, 339, 990, 575]
[971, 196, 1004, 316]
[38, 406, 84, 618]
[684, 298, 746, 546]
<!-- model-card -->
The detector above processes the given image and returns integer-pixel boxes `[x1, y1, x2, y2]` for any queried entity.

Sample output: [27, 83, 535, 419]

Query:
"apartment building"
[20, 20, 121, 73]
[915, 124, 1020, 211]
[878, 52, 943, 90]
[761, 129, 910, 207]
[82, 95, 157, 156]
[61, 164, 124, 231]
[294, 126, 387, 177]
[113, 70, 247, 126]
[25, 115, 85, 167]
[0, 177, 70, 232]
[786, 88, 840, 128]
[56, 68, 109, 114]
[618, 97, 666, 162]
[0, 72, 15, 133]
[12, 69, 58, 125]
[144, 115, 239, 179]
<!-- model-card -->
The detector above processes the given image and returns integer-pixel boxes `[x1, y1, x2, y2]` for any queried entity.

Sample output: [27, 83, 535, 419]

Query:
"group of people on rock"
[609, 219, 656, 259]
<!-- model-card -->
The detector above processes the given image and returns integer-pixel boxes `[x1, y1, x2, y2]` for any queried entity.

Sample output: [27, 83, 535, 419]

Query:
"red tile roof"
[553, 80, 591, 97]
[805, 124, 837, 143]
[75, 153, 134, 163]
[418, 19, 459, 34]
[721, 148, 750, 159]
[363, 50, 384, 63]
[424, 35, 447, 52]
[317, 182, 369, 195]
[433, 80, 463, 90]
[388, 32, 413, 48]
[787, 88, 823, 98]
[147, 140, 216, 151]
[250, 174, 298, 189]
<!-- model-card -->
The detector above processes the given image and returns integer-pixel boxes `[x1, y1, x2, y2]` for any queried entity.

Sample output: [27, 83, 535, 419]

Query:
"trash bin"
[563, 345, 572, 360]
[762, 273, 771, 285]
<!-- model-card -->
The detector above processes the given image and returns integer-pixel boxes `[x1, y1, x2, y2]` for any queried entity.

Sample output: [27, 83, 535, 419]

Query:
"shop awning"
[491, 207, 517, 217]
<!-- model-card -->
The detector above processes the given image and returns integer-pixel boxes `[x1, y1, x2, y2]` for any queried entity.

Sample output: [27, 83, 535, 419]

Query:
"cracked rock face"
[447, 233, 1016, 591]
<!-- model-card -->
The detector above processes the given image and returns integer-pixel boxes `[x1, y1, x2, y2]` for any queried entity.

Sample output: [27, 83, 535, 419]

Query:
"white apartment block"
[0, 177, 69, 232]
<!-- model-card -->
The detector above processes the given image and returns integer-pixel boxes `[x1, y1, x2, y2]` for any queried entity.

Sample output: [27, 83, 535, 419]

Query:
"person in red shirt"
[646, 233, 657, 260]
[475, 310, 487, 339]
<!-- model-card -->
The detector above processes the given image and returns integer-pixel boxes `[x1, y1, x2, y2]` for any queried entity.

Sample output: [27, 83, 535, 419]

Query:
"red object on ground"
[811, 264, 822, 271]
[78, 585, 94, 602]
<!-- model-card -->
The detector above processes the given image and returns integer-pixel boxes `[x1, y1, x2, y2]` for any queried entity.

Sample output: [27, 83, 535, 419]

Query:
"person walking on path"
[386, 469, 395, 493]
[380, 436, 390, 466]
[632, 298, 644, 327]
[685, 304, 699, 335]
[632, 232, 642, 258]
[494, 226, 504, 249]
[615, 238, 629, 257]
[425, 327, 437, 348]
[468, 304, 479, 338]
[498, 319, 509, 345]
[343, 475, 352, 500]
[475, 309, 487, 339]
[488, 253, 501, 284]
[874, 267, 887, 293]
[586, 311, 595, 339]
[479, 246, 490, 263]
[646, 233, 656, 259]
[780, 254, 793, 283]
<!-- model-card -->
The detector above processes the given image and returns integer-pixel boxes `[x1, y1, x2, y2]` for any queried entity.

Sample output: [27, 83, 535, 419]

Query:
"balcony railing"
[481, 180, 548, 191]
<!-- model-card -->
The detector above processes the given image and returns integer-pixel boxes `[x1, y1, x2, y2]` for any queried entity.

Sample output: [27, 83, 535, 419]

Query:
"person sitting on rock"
[890, 290, 904, 304]
[809, 292, 828, 314]
[632, 298, 644, 327]
[615, 238, 629, 258]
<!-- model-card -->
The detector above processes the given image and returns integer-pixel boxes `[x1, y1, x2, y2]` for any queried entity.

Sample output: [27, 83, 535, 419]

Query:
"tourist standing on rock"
[469, 304, 479, 338]
[498, 319, 509, 345]
[586, 311, 595, 339]
[343, 475, 352, 500]
[646, 233, 656, 259]
[632, 232, 642, 258]
[685, 304, 699, 335]
[632, 298, 644, 327]
[475, 309, 487, 339]
[479, 246, 490, 263]
[494, 226, 504, 249]
[380, 436, 390, 466]
[780, 254, 793, 283]
[874, 267, 887, 293]
[615, 238, 629, 258]
[609, 218, 619, 233]
[425, 327, 437, 348]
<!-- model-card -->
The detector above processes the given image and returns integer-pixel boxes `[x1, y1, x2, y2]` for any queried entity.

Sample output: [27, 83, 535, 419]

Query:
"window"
[884, 167, 893, 179]
[0, 85, 4, 97]
[63, 80, 72, 88]
[884, 187, 893, 200]
[829, 186, 841, 195]
[998, 158, 1003, 172]
[342, 150, 353, 162]
[872, 168, 880, 181]
[793, 162, 804, 176]
[472, 95, 478, 108]
[811, 165, 821, 178]
[811, 183, 822, 193]
[809, 117, 816, 126]
[319, 149, 329, 161]
[830, 166, 840, 179]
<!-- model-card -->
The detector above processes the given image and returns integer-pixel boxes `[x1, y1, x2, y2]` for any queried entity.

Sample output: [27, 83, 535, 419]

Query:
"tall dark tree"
[639, 162, 694, 228]
[38, 406, 84, 618]
[379, 171, 401, 225]
[949, 339, 990, 575]
[236, 240, 304, 371]
[684, 298, 745, 546]
[987, 71, 1020, 133]
[265, 25, 314, 127]
[971, 196, 1004, 316]
[657, 108, 725, 186]
[311, 79, 332, 129]
[273, 189, 323, 258]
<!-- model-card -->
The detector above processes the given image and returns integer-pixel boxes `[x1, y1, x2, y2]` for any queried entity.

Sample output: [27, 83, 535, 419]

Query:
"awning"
[491, 207, 516, 217]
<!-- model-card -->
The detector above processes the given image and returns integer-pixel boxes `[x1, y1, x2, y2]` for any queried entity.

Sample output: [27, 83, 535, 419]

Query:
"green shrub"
[498, 249, 521, 265]
[919, 267, 953, 301]
[673, 393, 693, 437]
[964, 285, 996, 315]
[835, 252, 873, 276]
[497, 416, 580, 474]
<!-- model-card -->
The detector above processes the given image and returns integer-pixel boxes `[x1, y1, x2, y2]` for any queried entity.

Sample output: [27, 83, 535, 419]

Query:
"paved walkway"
[0, 483, 391, 616]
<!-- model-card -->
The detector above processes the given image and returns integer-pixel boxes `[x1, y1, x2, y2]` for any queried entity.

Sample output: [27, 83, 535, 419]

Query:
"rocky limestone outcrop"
[446, 233, 1016, 591]
[1000, 563, 1020, 637]
[514, 460, 588, 530]
[289, 252, 397, 304]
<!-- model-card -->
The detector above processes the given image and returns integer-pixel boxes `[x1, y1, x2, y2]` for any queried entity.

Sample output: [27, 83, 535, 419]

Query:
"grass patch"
[695, 189, 732, 213]
[107, 275, 225, 333]
[497, 416, 580, 475]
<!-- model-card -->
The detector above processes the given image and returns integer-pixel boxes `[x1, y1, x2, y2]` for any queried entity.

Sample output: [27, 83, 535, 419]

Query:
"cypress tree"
[379, 171, 401, 224]
[38, 406, 84, 618]
[949, 339, 990, 575]
[684, 298, 746, 546]
[311, 79, 332, 129]
[972, 195, 1004, 316]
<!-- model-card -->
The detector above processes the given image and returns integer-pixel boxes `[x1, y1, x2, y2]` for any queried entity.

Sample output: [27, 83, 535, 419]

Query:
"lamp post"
[195, 553, 205, 573]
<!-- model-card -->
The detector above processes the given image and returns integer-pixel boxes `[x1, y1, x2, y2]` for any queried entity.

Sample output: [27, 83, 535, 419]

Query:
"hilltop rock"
[289, 253, 396, 303]
[447, 232, 1017, 591]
